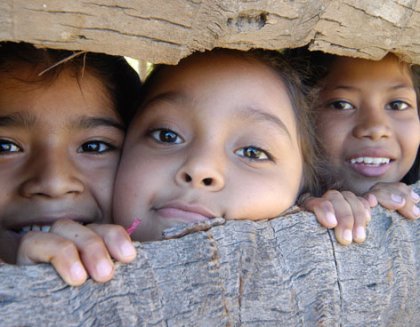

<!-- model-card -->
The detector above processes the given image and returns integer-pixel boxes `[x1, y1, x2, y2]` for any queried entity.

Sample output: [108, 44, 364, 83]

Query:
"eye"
[328, 100, 355, 110]
[79, 141, 114, 153]
[0, 140, 21, 153]
[150, 129, 183, 144]
[235, 146, 271, 161]
[386, 100, 410, 111]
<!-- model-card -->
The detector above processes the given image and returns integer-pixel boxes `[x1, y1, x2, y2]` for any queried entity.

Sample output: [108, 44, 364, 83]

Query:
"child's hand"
[366, 182, 420, 220]
[16, 219, 136, 286]
[301, 190, 377, 245]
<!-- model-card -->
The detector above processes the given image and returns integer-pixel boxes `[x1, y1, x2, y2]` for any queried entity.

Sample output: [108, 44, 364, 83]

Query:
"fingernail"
[120, 241, 136, 258]
[355, 226, 366, 241]
[343, 229, 352, 243]
[70, 262, 86, 281]
[326, 212, 337, 225]
[411, 190, 420, 202]
[391, 194, 403, 204]
[413, 206, 420, 217]
[96, 260, 113, 279]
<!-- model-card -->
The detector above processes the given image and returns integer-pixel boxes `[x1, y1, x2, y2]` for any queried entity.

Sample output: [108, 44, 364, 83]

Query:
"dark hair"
[138, 48, 322, 196]
[0, 41, 141, 126]
[286, 47, 420, 186]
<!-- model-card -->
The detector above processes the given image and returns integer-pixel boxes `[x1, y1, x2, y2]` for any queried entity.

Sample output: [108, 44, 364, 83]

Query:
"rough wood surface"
[1, 0, 420, 64]
[0, 182, 418, 326]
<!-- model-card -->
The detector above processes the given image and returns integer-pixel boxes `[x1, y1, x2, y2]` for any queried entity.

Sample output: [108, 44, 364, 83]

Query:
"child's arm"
[300, 190, 377, 245]
[16, 219, 136, 286]
[366, 182, 420, 220]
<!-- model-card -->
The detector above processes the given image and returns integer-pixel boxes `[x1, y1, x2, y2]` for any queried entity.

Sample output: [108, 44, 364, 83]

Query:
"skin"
[0, 65, 135, 284]
[316, 54, 419, 194]
[304, 54, 420, 245]
[113, 52, 304, 242]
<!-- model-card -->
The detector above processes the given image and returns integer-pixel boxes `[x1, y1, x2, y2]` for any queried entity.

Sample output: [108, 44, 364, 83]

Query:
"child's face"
[316, 54, 420, 194]
[113, 52, 304, 241]
[0, 66, 124, 239]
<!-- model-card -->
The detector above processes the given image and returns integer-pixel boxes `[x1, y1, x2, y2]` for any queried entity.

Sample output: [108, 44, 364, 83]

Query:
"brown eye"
[79, 141, 113, 153]
[387, 101, 410, 111]
[235, 146, 270, 161]
[150, 129, 183, 144]
[0, 140, 21, 153]
[329, 100, 354, 110]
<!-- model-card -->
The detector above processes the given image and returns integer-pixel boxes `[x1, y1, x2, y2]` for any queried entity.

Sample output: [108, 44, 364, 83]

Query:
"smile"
[349, 157, 391, 166]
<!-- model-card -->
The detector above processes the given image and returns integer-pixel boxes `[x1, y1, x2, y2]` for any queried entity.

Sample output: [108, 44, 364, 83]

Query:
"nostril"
[184, 173, 192, 182]
[202, 178, 213, 186]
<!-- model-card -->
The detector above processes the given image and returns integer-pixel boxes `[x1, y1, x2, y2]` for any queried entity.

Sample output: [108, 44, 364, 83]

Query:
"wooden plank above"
[1, 0, 419, 64]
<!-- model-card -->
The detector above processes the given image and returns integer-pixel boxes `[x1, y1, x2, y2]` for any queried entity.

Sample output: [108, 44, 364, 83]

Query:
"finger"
[51, 219, 114, 283]
[341, 192, 371, 243]
[303, 197, 338, 228]
[369, 182, 408, 210]
[325, 190, 354, 245]
[88, 224, 136, 263]
[396, 201, 420, 220]
[17, 231, 87, 286]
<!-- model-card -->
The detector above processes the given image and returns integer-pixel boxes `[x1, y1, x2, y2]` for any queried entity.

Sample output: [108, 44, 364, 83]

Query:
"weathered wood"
[1, 0, 420, 64]
[0, 182, 418, 326]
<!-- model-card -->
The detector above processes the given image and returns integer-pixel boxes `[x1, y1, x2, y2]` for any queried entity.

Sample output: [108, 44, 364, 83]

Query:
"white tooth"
[356, 157, 364, 163]
[364, 157, 373, 164]
[31, 225, 41, 231]
[22, 226, 31, 232]
[41, 225, 51, 232]
[371, 158, 381, 165]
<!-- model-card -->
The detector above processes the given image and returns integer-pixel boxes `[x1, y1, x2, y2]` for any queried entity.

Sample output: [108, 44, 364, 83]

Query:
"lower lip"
[157, 207, 211, 224]
[349, 162, 392, 177]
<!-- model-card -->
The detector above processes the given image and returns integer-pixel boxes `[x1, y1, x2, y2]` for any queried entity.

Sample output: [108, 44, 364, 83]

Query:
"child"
[0, 42, 141, 285]
[294, 51, 420, 244]
[112, 48, 324, 242]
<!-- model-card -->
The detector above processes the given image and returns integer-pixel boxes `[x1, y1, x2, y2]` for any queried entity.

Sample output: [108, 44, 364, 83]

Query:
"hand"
[302, 190, 377, 245]
[16, 219, 136, 286]
[366, 182, 420, 220]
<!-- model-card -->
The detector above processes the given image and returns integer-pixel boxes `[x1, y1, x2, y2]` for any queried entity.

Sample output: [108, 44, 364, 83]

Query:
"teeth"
[18, 224, 52, 235]
[350, 157, 390, 165]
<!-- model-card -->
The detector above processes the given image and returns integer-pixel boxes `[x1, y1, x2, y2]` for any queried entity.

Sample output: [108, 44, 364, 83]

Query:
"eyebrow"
[0, 112, 124, 131]
[142, 91, 188, 109]
[239, 106, 292, 140]
[0, 112, 37, 128]
[71, 116, 125, 131]
[328, 83, 415, 92]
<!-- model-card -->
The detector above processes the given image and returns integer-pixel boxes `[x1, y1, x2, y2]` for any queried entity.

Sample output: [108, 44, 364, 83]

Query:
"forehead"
[142, 52, 296, 120]
[326, 54, 414, 86]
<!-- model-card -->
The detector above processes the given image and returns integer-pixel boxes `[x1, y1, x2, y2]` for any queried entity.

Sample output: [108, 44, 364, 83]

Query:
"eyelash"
[78, 141, 116, 154]
[235, 145, 273, 162]
[149, 128, 184, 144]
[0, 139, 22, 154]
[328, 100, 354, 111]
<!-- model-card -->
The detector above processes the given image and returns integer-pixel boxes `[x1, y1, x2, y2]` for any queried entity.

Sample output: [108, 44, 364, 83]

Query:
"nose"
[20, 149, 84, 198]
[175, 149, 225, 191]
[352, 105, 391, 141]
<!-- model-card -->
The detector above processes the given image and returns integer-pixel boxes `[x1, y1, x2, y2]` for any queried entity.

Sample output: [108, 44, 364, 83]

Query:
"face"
[316, 54, 420, 194]
[0, 66, 124, 253]
[113, 52, 303, 242]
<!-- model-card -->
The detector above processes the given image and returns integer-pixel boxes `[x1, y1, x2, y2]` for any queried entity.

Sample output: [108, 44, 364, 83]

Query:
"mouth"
[347, 156, 393, 177]
[155, 201, 216, 224]
[11, 220, 89, 236]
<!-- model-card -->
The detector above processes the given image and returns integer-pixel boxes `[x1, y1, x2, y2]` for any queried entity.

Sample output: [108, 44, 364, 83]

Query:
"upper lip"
[156, 201, 217, 218]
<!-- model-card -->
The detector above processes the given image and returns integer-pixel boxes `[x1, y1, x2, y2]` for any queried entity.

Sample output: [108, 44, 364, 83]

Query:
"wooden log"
[1, 0, 420, 64]
[0, 181, 418, 326]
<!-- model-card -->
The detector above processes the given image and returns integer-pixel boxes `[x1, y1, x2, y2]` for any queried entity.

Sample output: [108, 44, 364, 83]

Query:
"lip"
[346, 149, 395, 177]
[155, 201, 216, 224]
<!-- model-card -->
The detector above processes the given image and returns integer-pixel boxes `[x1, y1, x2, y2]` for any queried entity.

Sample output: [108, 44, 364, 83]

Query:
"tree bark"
[0, 182, 418, 326]
[1, 0, 420, 65]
